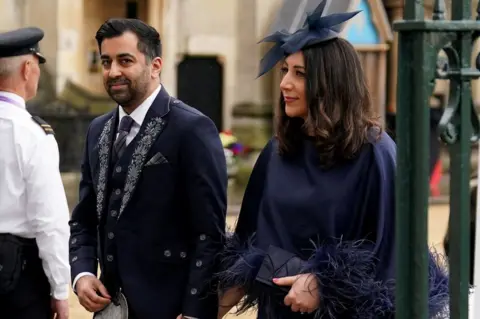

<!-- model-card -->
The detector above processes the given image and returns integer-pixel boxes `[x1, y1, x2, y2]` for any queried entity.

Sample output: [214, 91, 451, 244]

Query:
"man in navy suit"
[69, 18, 228, 319]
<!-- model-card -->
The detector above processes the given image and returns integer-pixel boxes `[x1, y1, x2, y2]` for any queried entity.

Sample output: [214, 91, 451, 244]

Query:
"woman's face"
[280, 51, 307, 119]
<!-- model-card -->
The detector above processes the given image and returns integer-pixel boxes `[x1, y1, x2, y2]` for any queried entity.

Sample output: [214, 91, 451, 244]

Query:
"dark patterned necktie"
[113, 115, 134, 161]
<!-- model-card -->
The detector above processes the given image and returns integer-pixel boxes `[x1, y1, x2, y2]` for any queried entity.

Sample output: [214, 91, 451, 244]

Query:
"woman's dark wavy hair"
[276, 38, 380, 169]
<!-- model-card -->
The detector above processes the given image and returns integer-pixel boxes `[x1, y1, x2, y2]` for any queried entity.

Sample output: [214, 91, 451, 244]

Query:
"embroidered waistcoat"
[100, 134, 140, 294]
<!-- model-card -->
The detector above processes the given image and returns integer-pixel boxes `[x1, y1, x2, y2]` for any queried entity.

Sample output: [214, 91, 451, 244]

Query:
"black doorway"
[177, 56, 223, 130]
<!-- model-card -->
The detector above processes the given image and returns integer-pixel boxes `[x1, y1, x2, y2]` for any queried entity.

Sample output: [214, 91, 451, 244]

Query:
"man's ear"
[151, 57, 163, 79]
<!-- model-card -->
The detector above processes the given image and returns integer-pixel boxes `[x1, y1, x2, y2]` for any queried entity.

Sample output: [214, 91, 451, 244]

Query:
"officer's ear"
[21, 56, 35, 81]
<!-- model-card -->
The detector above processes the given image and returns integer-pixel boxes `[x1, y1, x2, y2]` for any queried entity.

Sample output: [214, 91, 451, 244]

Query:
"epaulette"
[31, 116, 54, 135]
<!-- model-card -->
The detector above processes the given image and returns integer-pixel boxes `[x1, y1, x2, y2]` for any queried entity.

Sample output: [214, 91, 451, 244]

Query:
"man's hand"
[75, 276, 111, 313]
[273, 274, 320, 314]
[51, 298, 69, 319]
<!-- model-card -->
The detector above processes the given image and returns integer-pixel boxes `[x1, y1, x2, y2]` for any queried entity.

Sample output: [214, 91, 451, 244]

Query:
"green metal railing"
[394, 0, 480, 318]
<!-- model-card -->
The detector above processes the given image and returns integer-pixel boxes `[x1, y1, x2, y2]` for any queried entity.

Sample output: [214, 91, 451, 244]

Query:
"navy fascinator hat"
[257, 0, 361, 78]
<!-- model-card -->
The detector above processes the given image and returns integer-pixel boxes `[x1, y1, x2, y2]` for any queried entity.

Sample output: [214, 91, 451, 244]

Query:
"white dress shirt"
[0, 91, 70, 300]
[116, 84, 161, 145]
[72, 84, 161, 289]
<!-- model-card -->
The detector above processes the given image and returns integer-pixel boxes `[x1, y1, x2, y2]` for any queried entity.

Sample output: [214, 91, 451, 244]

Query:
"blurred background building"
[0, 0, 477, 196]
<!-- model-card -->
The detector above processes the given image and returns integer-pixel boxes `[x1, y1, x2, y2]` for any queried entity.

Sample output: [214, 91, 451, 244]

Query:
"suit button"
[190, 288, 197, 295]
[111, 210, 118, 217]
[180, 252, 187, 258]
[107, 255, 114, 262]
[71, 238, 77, 244]
[0, 264, 3, 271]
[199, 234, 206, 241]
[196, 260, 202, 267]
[164, 250, 171, 257]
[108, 232, 114, 239]
[72, 256, 78, 262]
[115, 166, 122, 173]
[115, 189, 121, 195]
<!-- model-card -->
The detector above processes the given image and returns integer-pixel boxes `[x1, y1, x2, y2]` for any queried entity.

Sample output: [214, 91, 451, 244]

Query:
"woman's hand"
[273, 274, 320, 314]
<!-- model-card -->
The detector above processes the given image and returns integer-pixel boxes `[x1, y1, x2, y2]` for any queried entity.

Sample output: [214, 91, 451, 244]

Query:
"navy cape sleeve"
[234, 138, 274, 242]
[216, 139, 274, 311]
[299, 136, 449, 319]
[298, 137, 396, 318]
[217, 135, 449, 318]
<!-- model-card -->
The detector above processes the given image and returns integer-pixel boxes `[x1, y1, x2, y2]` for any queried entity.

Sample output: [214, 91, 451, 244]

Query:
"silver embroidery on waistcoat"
[118, 117, 166, 218]
[95, 116, 114, 221]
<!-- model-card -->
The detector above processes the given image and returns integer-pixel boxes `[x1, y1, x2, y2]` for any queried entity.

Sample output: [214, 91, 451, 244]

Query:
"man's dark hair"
[95, 18, 162, 61]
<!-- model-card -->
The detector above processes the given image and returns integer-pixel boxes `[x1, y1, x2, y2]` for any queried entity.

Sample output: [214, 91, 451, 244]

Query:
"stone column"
[56, 0, 85, 94]
[147, 0, 163, 35]
[25, 0, 60, 101]
[235, 0, 257, 105]
[0, 0, 25, 31]
[383, 0, 403, 113]
[231, 0, 278, 150]
[160, 0, 179, 96]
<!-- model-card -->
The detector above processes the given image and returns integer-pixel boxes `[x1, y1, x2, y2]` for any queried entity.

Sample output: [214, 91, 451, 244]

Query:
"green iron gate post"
[394, 0, 480, 318]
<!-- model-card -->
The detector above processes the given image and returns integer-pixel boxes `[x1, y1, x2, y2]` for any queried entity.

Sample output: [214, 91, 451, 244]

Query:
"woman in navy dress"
[216, 2, 449, 319]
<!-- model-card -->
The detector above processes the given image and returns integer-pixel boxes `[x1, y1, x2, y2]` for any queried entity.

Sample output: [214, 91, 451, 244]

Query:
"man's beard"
[105, 75, 148, 106]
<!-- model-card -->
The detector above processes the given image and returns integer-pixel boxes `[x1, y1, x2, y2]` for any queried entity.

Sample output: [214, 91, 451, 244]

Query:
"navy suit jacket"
[69, 86, 228, 318]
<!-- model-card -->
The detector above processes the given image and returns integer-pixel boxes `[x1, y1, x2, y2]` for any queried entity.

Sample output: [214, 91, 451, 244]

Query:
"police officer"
[0, 27, 70, 319]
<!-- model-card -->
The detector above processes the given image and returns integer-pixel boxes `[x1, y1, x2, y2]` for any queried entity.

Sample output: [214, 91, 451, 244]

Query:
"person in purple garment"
[215, 2, 449, 319]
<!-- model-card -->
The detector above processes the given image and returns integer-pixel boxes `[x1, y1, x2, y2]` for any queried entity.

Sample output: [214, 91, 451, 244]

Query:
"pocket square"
[145, 152, 168, 166]
[255, 245, 306, 294]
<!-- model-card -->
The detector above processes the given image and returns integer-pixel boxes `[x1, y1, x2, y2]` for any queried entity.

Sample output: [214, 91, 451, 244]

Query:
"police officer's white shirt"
[0, 91, 70, 300]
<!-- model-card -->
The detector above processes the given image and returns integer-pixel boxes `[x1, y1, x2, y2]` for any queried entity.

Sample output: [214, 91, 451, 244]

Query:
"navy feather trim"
[302, 241, 450, 319]
[216, 232, 266, 313]
[216, 235, 451, 319]
[301, 240, 394, 319]
[426, 250, 450, 318]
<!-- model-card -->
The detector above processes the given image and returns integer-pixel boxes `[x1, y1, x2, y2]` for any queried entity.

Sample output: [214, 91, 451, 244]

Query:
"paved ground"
[67, 204, 450, 319]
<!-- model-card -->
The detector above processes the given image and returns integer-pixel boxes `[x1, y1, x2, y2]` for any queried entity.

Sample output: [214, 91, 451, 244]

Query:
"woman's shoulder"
[248, 137, 278, 172]
[367, 128, 396, 158]
[259, 136, 279, 156]
[365, 129, 396, 175]
[265, 136, 278, 148]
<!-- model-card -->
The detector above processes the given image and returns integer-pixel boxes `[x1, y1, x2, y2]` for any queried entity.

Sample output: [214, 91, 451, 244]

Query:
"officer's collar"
[0, 91, 26, 109]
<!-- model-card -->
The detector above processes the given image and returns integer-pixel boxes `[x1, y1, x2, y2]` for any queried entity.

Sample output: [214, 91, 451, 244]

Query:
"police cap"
[0, 27, 46, 64]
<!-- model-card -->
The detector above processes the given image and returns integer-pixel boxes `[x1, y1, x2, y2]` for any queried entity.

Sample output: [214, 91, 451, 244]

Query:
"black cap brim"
[34, 51, 46, 64]
[0, 27, 46, 63]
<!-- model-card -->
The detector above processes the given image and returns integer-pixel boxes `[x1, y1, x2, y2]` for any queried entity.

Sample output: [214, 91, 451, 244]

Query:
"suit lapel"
[94, 111, 117, 222]
[117, 86, 171, 219]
